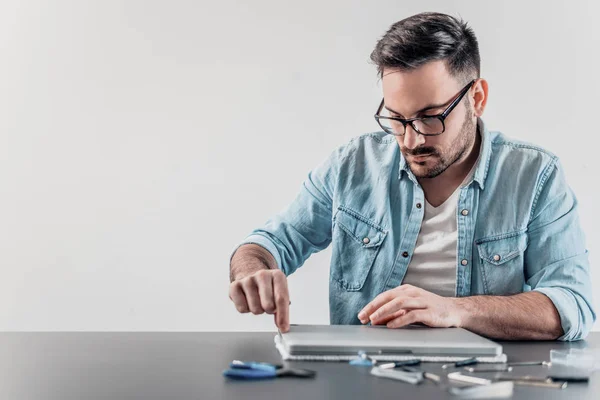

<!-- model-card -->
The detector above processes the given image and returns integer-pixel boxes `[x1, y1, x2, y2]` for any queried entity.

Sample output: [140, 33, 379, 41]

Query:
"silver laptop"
[280, 324, 502, 357]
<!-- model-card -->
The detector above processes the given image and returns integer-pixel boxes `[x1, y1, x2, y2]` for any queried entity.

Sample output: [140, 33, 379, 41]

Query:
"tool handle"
[223, 368, 277, 380]
[454, 357, 478, 367]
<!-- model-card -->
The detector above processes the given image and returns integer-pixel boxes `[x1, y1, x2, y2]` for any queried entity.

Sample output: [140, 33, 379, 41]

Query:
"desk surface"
[0, 331, 597, 399]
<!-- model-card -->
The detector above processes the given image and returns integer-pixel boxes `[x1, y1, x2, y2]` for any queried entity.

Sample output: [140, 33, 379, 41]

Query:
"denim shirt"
[234, 118, 596, 341]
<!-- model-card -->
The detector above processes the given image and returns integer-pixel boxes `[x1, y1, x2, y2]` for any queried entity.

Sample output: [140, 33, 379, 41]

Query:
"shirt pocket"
[332, 207, 387, 291]
[475, 231, 528, 295]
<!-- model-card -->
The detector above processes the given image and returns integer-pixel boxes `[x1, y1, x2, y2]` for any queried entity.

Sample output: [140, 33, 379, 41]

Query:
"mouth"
[410, 154, 433, 161]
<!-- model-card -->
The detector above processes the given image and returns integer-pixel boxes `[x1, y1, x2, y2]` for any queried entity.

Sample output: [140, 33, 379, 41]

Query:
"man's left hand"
[358, 284, 463, 328]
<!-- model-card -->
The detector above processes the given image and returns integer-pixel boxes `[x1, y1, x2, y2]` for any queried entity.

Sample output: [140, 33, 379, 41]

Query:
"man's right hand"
[229, 268, 290, 332]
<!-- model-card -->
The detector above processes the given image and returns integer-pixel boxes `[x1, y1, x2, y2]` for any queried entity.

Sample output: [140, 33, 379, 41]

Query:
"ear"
[471, 79, 488, 117]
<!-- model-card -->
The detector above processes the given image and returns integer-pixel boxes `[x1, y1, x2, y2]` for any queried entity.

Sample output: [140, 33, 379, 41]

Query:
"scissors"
[223, 360, 316, 380]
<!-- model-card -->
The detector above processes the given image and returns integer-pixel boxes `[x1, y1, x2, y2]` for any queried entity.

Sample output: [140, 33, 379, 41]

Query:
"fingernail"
[358, 311, 366, 320]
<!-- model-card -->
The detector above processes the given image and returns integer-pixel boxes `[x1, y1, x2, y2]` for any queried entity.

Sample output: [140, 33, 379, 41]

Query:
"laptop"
[279, 324, 502, 357]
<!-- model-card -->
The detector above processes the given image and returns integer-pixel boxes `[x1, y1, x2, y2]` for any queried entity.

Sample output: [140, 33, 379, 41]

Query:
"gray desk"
[0, 332, 597, 399]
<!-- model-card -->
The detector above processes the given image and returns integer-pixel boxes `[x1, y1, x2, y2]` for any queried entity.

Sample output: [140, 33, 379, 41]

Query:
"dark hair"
[370, 12, 480, 83]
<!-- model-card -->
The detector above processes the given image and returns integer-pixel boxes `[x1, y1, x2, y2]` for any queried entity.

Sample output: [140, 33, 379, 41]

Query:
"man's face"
[381, 61, 476, 179]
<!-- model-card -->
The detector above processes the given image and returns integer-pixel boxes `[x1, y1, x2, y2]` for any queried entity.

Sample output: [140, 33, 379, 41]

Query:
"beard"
[404, 105, 476, 179]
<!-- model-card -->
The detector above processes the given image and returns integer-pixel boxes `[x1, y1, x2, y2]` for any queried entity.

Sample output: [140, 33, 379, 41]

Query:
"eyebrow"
[384, 101, 449, 118]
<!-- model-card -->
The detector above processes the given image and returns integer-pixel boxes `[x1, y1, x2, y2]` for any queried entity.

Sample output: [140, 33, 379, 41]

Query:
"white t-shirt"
[401, 162, 477, 297]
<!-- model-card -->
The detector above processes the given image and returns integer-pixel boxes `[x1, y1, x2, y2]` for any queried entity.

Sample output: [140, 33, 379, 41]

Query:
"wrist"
[450, 297, 471, 329]
[230, 244, 277, 282]
[230, 262, 269, 282]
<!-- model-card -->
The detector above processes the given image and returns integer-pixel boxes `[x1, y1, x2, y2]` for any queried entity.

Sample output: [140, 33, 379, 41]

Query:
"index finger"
[358, 291, 395, 323]
[359, 285, 420, 322]
[272, 272, 290, 332]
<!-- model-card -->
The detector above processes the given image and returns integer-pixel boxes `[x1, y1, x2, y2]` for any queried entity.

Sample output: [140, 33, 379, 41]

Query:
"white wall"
[0, 0, 598, 331]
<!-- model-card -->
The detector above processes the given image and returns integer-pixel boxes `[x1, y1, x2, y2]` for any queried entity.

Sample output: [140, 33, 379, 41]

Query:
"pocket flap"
[476, 232, 528, 266]
[334, 207, 386, 248]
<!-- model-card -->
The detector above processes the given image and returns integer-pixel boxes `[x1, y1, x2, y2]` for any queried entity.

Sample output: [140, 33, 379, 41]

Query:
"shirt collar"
[472, 117, 492, 190]
[398, 117, 492, 190]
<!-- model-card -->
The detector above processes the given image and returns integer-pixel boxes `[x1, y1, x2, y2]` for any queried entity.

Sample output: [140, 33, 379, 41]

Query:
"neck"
[418, 121, 481, 205]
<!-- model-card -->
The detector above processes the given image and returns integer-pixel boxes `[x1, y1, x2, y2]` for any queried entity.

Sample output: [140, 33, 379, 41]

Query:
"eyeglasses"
[374, 79, 476, 136]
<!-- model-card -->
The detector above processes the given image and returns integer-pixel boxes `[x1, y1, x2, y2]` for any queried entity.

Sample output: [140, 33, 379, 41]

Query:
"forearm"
[454, 291, 563, 340]
[230, 244, 278, 282]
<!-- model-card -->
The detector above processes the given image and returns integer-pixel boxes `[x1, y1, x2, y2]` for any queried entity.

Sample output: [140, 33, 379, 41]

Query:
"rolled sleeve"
[229, 233, 284, 273]
[534, 284, 594, 341]
[525, 159, 596, 341]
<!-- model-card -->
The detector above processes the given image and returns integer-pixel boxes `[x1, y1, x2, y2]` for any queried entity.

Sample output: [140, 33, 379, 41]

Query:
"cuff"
[229, 233, 283, 273]
[533, 287, 581, 341]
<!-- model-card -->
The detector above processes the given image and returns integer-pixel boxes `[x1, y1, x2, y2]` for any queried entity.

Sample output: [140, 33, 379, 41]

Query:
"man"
[228, 12, 595, 341]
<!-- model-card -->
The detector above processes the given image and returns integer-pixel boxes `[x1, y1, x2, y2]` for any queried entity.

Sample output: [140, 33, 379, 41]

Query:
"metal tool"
[449, 371, 568, 390]
[447, 371, 492, 385]
[378, 359, 421, 370]
[397, 365, 442, 384]
[442, 357, 478, 369]
[462, 360, 550, 373]
[508, 379, 567, 389]
[424, 371, 442, 384]
[370, 366, 424, 384]
[448, 381, 514, 398]
[223, 360, 316, 380]
[496, 375, 567, 389]
[507, 361, 551, 367]
[465, 365, 513, 373]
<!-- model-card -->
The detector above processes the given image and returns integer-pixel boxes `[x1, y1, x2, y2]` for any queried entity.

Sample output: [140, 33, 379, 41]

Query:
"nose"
[402, 123, 426, 150]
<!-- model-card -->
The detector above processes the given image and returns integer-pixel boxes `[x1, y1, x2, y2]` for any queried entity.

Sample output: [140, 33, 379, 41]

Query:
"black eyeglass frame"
[374, 79, 477, 136]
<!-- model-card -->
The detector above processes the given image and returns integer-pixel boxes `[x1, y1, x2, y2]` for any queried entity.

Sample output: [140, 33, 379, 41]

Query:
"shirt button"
[461, 259, 468, 266]
[416, 203, 422, 209]
[362, 237, 370, 244]
[493, 254, 501, 262]
[402, 251, 409, 258]
[461, 209, 469, 216]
